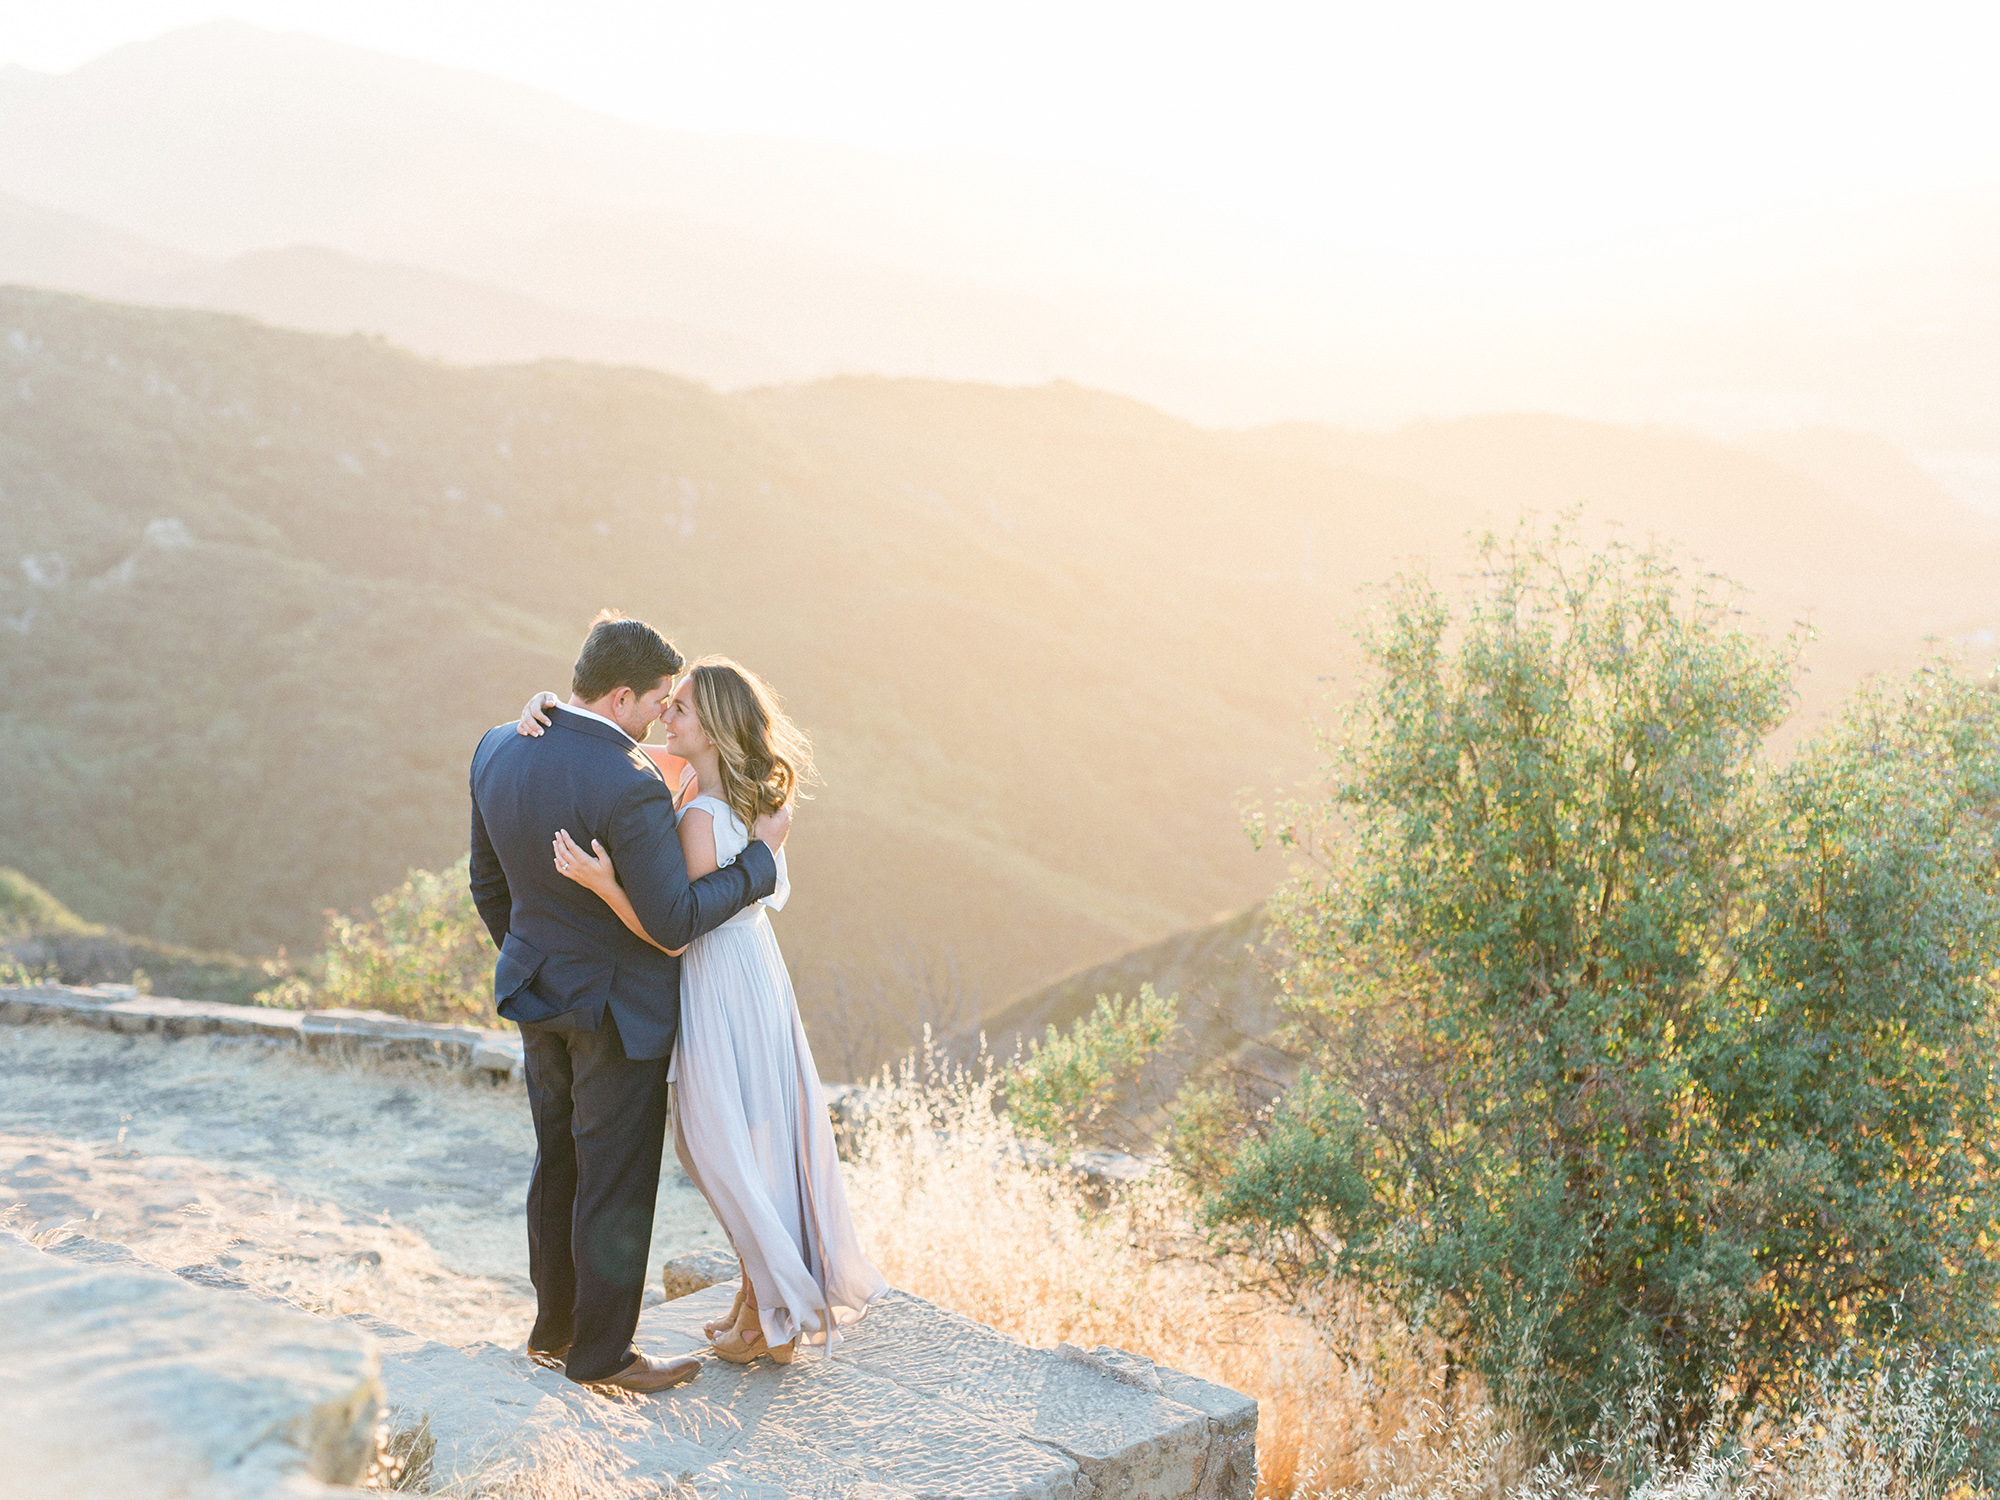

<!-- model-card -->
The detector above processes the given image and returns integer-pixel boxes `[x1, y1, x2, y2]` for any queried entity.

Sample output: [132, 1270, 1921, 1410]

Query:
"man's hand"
[753, 802, 794, 852]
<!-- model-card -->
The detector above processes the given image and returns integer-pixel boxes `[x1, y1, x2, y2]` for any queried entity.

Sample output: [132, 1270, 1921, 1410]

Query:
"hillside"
[0, 286, 1342, 1022]
[4, 286, 1998, 1035]
[1, 867, 267, 1004]
[982, 904, 1286, 1065]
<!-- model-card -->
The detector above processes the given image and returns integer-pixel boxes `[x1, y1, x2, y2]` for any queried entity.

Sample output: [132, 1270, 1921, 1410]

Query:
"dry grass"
[840, 1049, 1495, 1498]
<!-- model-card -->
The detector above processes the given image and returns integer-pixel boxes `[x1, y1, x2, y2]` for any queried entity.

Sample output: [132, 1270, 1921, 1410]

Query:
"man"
[469, 611, 790, 1392]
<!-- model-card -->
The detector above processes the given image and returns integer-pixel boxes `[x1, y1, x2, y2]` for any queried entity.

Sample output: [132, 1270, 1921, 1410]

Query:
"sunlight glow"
[7, 1, 1997, 259]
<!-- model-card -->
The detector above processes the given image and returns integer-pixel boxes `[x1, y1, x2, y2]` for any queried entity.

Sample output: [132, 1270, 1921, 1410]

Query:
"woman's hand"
[516, 692, 560, 737]
[552, 828, 617, 896]
[552, 829, 683, 955]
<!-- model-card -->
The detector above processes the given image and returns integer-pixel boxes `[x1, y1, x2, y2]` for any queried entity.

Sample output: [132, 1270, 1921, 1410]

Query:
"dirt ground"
[0, 1021, 728, 1346]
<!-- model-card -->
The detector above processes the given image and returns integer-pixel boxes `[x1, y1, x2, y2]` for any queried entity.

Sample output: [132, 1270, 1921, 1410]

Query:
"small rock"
[660, 1245, 740, 1301]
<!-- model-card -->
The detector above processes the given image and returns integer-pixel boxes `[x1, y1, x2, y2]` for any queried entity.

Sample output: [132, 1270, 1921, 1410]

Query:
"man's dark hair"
[571, 610, 683, 701]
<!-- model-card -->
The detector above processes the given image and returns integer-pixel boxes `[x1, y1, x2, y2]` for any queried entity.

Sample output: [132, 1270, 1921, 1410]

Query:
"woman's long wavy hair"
[685, 655, 818, 834]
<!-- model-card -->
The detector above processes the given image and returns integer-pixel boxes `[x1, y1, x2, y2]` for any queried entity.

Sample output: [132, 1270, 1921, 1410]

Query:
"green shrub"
[268, 855, 497, 1024]
[1005, 983, 1178, 1146]
[0, 953, 59, 986]
[1212, 521, 2000, 1444]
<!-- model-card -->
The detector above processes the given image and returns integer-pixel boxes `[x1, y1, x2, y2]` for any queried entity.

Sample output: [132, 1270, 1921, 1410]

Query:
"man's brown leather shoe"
[526, 1342, 571, 1370]
[586, 1353, 701, 1393]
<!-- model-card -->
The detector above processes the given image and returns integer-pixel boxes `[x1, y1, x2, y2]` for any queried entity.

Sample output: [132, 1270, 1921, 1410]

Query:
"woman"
[515, 658, 885, 1363]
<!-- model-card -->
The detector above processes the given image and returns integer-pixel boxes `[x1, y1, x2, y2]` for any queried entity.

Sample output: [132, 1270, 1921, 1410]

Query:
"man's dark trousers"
[520, 1011, 669, 1382]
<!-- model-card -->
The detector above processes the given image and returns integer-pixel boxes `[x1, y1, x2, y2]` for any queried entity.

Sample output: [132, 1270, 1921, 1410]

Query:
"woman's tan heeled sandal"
[709, 1321, 797, 1366]
[711, 1325, 768, 1364]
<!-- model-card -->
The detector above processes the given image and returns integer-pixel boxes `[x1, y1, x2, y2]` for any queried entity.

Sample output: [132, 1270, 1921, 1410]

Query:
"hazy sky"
[5, 3, 1997, 261]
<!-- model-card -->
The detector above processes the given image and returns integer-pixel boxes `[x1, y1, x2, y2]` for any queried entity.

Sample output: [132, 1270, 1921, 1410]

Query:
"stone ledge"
[363, 1280, 1256, 1497]
[0, 982, 523, 1081]
[0, 1229, 384, 1499]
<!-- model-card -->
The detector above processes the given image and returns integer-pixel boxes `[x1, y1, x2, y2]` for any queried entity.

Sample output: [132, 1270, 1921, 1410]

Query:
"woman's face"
[659, 677, 712, 757]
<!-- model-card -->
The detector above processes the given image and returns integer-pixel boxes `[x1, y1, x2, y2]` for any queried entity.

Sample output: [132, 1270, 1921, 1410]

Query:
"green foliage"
[280, 855, 497, 1024]
[1006, 983, 1178, 1145]
[1198, 1070, 1384, 1298]
[1162, 1078, 1250, 1192]
[1211, 520, 2000, 1443]
[0, 953, 58, 986]
[1710, 665, 2000, 1385]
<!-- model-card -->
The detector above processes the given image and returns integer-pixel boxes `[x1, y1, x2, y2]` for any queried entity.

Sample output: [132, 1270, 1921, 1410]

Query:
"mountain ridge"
[0, 194, 782, 387]
[5, 18, 1997, 479]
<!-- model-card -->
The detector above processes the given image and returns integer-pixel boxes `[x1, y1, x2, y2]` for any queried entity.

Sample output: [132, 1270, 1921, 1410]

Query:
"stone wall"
[0, 984, 1158, 1186]
[0, 982, 524, 1079]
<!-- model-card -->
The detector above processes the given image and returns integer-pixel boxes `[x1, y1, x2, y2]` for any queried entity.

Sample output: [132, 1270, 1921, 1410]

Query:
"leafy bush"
[0, 953, 58, 986]
[264, 855, 496, 1024]
[1004, 983, 1179, 1146]
[1211, 521, 2000, 1444]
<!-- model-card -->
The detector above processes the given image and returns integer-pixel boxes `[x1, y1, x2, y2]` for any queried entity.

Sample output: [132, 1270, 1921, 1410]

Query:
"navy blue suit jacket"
[468, 706, 777, 1061]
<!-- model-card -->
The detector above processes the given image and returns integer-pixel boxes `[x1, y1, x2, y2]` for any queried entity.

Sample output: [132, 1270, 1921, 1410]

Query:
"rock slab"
[378, 1281, 1257, 1498]
[0, 1230, 384, 1499]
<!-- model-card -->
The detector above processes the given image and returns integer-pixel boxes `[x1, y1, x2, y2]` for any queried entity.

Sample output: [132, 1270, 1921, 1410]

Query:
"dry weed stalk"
[840, 1050, 1493, 1498]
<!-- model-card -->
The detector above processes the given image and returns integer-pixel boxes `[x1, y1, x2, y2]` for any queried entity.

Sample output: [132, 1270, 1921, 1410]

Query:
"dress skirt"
[668, 907, 885, 1348]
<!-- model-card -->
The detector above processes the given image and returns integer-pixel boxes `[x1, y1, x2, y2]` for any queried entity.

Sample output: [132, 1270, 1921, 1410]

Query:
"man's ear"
[609, 685, 636, 715]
